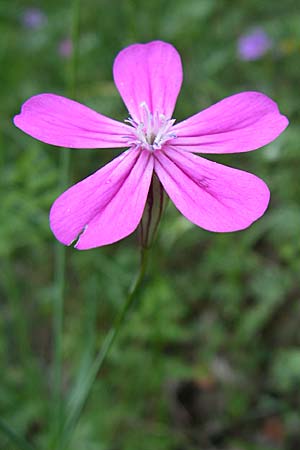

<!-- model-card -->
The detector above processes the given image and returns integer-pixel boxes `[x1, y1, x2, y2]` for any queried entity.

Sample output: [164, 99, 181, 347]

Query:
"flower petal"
[172, 92, 288, 153]
[13, 94, 131, 148]
[50, 149, 153, 249]
[113, 40, 182, 122]
[154, 147, 270, 232]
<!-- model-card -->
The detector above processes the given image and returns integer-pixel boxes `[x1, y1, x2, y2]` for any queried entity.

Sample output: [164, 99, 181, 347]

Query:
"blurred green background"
[1, 0, 300, 449]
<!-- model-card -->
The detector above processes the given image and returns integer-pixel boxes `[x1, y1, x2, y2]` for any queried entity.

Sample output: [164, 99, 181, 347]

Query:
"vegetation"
[1, 0, 300, 448]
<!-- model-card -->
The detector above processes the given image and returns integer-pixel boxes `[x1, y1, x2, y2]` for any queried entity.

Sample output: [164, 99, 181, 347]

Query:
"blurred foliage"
[1, 0, 300, 449]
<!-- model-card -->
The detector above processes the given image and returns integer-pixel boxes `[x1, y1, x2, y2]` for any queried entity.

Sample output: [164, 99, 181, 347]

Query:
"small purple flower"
[58, 38, 73, 58]
[238, 28, 272, 61]
[22, 8, 47, 29]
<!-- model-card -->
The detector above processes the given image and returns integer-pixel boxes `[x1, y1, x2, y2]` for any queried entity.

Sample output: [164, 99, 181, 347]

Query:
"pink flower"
[14, 41, 288, 250]
[58, 38, 73, 58]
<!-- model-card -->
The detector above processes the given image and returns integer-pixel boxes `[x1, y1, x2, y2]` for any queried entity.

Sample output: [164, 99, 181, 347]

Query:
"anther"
[124, 102, 177, 152]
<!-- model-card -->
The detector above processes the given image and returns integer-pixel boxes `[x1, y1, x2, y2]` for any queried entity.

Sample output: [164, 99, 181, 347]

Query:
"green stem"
[52, 241, 67, 432]
[68, 0, 81, 100]
[59, 248, 149, 450]
[52, 0, 81, 440]
[3, 259, 31, 374]
[0, 418, 35, 450]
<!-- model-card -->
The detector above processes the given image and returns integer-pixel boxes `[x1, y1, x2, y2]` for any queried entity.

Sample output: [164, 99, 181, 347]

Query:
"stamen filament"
[124, 102, 176, 152]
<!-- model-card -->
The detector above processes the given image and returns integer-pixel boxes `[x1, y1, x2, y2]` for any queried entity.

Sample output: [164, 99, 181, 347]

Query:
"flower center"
[125, 102, 176, 152]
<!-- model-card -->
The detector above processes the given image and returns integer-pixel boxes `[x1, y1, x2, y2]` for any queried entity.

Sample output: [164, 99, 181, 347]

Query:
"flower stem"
[59, 247, 149, 450]
[52, 0, 81, 440]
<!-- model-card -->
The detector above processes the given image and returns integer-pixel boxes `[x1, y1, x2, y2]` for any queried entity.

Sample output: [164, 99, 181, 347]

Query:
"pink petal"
[113, 40, 182, 122]
[50, 149, 153, 249]
[172, 91, 288, 153]
[154, 147, 270, 232]
[13, 94, 131, 148]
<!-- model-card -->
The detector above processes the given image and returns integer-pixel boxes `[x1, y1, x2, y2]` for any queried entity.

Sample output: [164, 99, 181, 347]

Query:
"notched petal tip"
[113, 40, 183, 122]
[280, 113, 289, 130]
[155, 148, 271, 233]
[49, 149, 154, 250]
[13, 93, 129, 149]
[173, 90, 289, 154]
[69, 224, 88, 249]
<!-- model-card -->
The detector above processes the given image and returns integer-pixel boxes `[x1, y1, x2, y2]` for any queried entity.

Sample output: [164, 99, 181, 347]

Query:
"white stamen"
[124, 102, 176, 152]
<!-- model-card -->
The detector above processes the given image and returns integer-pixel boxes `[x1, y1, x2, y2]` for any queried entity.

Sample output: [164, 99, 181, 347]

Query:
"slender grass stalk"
[52, 0, 81, 440]
[58, 248, 149, 450]
[68, 0, 81, 100]
[0, 418, 35, 450]
[3, 259, 31, 375]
